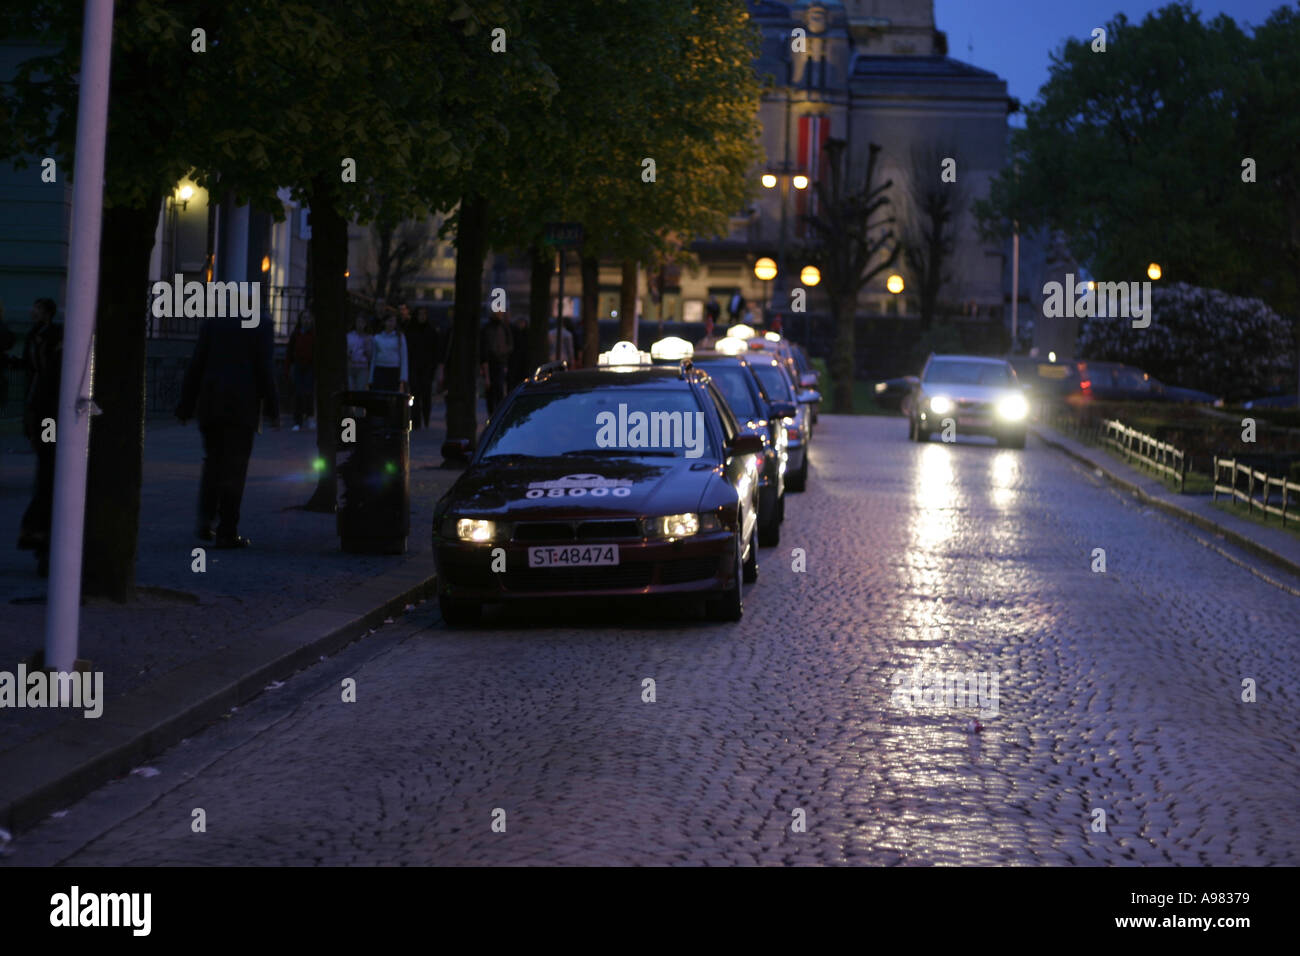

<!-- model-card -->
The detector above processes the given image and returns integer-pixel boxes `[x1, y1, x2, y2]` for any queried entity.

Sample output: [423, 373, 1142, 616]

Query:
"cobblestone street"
[9, 415, 1299, 866]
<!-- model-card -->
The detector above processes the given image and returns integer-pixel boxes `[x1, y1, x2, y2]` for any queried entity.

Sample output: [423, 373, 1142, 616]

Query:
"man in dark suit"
[176, 315, 279, 549]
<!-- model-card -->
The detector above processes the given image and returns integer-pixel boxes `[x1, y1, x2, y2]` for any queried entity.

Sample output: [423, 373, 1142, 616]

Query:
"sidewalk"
[1032, 420, 1300, 582]
[0, 403, 472, 832]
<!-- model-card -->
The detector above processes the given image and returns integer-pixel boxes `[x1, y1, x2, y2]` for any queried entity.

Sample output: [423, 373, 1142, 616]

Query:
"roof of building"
[851, 55, 999, 80]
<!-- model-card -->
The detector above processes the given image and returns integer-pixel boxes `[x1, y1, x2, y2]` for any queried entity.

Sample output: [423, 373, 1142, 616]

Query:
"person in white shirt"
[346, 314, 374, 392]
[369, 312, 408, 391]
[547, 319, 576, 367]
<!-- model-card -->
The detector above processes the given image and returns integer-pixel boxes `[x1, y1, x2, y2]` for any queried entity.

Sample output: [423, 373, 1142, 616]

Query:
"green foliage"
[975, 2, 1300, 317]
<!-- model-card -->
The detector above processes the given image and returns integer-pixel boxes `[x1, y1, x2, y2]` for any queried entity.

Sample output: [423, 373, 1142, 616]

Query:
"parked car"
[1005, 356, 1084, 400]
[748, 353, 816, 491]
[693, 351, 792, 546]
[874, 375, 919, 412]
[433, 343, 764, 625]
[908, 354, 1028, 448]
[1243, 392, 1299, 409]
[1074, 361, 1220, 404]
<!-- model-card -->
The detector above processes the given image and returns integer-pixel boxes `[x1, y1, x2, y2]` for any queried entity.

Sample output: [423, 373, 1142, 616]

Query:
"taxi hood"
[444, 455, 719, 519]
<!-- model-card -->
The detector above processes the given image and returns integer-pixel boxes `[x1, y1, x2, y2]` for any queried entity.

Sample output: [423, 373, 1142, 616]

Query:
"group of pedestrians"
[343, 303, 444, 428]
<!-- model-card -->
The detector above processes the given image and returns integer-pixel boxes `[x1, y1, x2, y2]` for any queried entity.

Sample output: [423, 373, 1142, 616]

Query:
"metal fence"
[1101, 418, 1187, 492]
[1213, 457, 1300, 526]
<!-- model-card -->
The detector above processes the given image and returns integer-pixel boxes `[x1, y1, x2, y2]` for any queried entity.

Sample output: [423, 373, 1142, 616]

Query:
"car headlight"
[929, 396, 954, 415]
[647, 513, 701, 538]
[996, 394, 1028, 421]
[453, 518, 497, 543]
[874, 382, 888, 394]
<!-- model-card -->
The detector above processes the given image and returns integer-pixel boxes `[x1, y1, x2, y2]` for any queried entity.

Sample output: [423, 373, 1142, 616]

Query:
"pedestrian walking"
[176, 313, 279, 550]
[406, 306, 439, 428]
[727, 291, 745, 324]
[698, 300, 721, 350]
[370, 311, 408, 392]
[285, 310, 315, 430]
[17, 298, 61, 575]
[479, 308, 513, 416]
[346, 314, 374, 392]
[548, 317, 576, 368]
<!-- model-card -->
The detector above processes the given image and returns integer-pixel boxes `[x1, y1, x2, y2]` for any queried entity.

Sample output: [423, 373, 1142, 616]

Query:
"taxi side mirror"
[728, 433, 764, 457]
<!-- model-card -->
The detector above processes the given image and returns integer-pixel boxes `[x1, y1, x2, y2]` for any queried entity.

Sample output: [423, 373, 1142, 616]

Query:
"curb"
[0, 563, 438, 835]
[1031, 425, 1300, 582]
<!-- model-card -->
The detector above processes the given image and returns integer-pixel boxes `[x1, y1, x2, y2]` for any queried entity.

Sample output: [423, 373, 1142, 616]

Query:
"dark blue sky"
[934, 0, 1292, 119]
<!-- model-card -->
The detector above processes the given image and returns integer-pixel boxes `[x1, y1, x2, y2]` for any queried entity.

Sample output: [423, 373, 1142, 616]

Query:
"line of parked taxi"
[432, 326, 822, 626]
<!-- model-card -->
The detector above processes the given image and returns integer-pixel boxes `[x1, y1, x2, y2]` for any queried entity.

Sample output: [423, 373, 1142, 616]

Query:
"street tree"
[901, 143, 968, 332]
[798, 139, 899, 413]
[975, 3, 1298, 320]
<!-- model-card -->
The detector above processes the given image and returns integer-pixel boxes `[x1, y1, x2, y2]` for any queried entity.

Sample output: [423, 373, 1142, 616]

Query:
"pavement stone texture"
[0, 407, 460, 753]
[5, 415, 1296, 865]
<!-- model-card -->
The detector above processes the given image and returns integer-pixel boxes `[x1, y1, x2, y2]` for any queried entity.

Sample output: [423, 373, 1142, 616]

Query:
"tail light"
[786, 425, 799, 441]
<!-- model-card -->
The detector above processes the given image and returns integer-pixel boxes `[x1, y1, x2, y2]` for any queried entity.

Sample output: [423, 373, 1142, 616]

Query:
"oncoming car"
[908, 354, 1028, 448]
[433, 346, 764, 626]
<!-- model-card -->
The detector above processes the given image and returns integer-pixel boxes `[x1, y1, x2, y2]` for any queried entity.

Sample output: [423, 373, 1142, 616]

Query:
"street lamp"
[763, 165, 809, 324]
[886, 274, 904, 295]
[800, 265, 820, 286]
[168, 182, 193, 277]
[1147, 262, 1162, 281]
[754, 257, 777, 320]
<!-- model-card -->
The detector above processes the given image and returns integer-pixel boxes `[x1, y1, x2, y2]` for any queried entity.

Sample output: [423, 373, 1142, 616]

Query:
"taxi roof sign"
[650, 336, 693, 362]
[726, 324, 756, 340]
[714, 337, 747, 355]
[598, 340, 652, 366]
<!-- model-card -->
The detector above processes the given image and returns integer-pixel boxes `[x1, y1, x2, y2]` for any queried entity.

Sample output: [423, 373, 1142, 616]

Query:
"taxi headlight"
[453, 518, 497, 543]
[929, 396, 954, 415]
[997, 394, 1029, 421]
[647, 513, 701, 538]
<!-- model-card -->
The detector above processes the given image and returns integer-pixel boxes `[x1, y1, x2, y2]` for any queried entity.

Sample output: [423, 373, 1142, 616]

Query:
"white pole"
[1010, 223, 1020, 350]
[44, 0, 115, 678]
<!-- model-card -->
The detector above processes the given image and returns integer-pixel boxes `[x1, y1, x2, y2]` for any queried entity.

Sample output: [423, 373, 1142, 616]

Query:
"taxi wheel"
[706, 533, 744, 622]
[439, 595, 481, 628]
[758, 506, 781, 547]
[742, 525, 759, 583]
[787, 454, 808, 492]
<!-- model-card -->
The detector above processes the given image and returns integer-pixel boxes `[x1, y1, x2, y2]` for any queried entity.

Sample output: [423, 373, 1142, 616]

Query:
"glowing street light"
[800, 265, 821, 286]
[177, 183, 194, 203]
[1147, 262, 1162, 281]
[753, 257, 777, 281]
[886, 274, 904, 294]
[792, 174, 809, 190]
[761, 173, 777, 189]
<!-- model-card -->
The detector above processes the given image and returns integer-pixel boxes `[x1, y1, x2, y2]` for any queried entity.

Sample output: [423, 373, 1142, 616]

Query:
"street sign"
[543, 222, 584, 248]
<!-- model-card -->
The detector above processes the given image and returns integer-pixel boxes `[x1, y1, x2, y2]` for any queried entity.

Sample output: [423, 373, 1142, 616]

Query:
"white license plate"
[958, 416, 988, 427]
[528, 545, 619, 568]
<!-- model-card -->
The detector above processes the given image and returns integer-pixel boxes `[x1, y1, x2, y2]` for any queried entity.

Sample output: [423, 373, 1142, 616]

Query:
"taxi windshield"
[752, 363, 794, 402]
[700, 365, 761, 421]
[479, 387, 717, 460]
[924, 360, 1014, 387]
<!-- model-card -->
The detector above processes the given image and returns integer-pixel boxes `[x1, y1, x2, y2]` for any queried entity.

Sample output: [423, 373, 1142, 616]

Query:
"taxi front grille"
[504, 565, 653, 591]
[512, 519, 643, 542]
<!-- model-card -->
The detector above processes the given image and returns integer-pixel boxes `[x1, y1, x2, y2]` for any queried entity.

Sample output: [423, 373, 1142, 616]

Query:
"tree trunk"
[829, 292, 856, 414]
[82, 204, 158, 601]
[303, 177, 348, 512]
[529, 243, 552, 369]
[618, 259, 637, 341]
[580, 253, 600, 367]
[446, 192, 488, 444]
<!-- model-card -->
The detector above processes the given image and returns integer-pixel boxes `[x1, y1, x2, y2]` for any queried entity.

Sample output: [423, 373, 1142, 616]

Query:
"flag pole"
[44, 0, 115, 679]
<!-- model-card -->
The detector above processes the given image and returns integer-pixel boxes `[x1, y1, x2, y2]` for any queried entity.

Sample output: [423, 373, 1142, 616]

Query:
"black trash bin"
[337, 390, 413, 554]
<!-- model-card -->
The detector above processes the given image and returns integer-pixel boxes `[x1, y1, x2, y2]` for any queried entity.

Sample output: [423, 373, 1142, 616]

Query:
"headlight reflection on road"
[911, 443, 961, 554]
[990, 451, 1021, 509]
